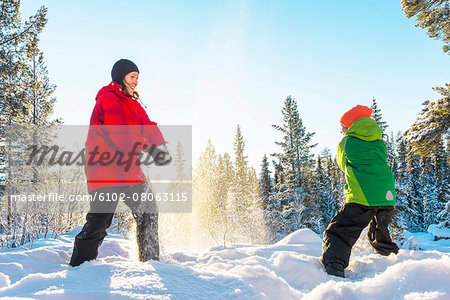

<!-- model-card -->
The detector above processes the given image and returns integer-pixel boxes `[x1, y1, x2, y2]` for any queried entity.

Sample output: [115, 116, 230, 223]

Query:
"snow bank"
[275, 228, 323, 245]
[403, 230, 450, 253]
[428, 224, 450, 239]
[0, 228, 449, 299]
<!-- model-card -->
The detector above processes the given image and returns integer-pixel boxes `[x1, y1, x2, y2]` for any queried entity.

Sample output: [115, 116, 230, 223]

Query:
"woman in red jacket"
[70, 59, 171, 267]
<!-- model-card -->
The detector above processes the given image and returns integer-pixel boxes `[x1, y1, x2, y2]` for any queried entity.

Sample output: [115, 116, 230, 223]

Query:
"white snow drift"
[0, 228, 449, 299]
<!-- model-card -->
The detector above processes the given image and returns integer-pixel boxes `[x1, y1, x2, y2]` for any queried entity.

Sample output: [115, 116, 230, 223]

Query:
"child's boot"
[325, 262, 345, 278]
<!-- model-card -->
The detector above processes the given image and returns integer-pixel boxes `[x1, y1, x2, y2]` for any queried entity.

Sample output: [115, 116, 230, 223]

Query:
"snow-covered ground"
[0, 228, 449, 299]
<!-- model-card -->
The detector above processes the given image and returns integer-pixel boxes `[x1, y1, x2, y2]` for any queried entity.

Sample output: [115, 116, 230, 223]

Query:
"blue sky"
[21, 0, 450, 171]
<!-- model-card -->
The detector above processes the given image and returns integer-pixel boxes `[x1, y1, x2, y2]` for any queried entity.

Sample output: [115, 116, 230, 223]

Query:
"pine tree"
[429, 139, 450, 227]
[216, 152, 234, 246]
[401, 0, 450, 55]
[438, 141, 450, 211]
[370, 97, 388, 134]
[21, 36, 58, 125]
[436, 200, 450, 229]
[193, 140, 222, 243]
[270, 96, 316, 238]
[0, 2, 57, 247]
[228, 125, 265, 244]
[446, 137, 450, 166]
[419, 156, 440, 230]
[388, 132, 399, 174]
[265, 159, 285, 242]
[259, 154, 272, 211]
[272, 159, 283, 188]
[233, 125, 248, 196]
[320, 149, 343, 231]
[305, 148, 346, 235]
[407, 151, 425, 231]
[310, 155, 329, 233]
[246, 165, 267, 244]
[159, 141, 195, 250]
[390, 133, 409, 239]
[405, 85, 450, 156]
[227, 125, 249, 241]
[0, 2, 48, 124]
[370, 98, 396, 172]
[15, 33, 63, 246]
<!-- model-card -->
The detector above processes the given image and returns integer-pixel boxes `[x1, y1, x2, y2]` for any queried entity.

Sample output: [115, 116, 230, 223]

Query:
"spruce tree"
[21, 36, 58, 125]
[233, 125, 248, 195]
[193, 140, 221, 242]
[406, 86, 450, 156]
[272, 159, 283, 189]
[401, 0, 450, 55]
[229, 125, 249, 226]
[0, 2, 54, 246]
[259, 154, 272, 211]
[271, 96, 316, 238]
[216, 152, 233, 246]
[265, 159, 284, 242]
[159, 141, 193, 250]
[311, 155, 329, 233]
[406, 151, 425, 231]
[388, 132, 399, 176]
[228, 125, 263, 243]
[370, 97, 388, 134]
[419, 156, 439, 230]
[321, 149, 343, 230]
[436, 201, 450, 229]
[0, 2, 48, 125]
[390, 133, 409, 239]
[16, 35, 61, 246]
[429, 139, 450, 227]
[370, 98, 396, 172]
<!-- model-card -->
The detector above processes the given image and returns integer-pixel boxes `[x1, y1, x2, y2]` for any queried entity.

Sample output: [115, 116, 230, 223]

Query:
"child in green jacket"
[321, 105, 399, 278]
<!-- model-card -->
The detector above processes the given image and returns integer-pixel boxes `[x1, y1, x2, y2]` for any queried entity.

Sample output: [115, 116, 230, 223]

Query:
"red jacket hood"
[95, 81, 130, 102]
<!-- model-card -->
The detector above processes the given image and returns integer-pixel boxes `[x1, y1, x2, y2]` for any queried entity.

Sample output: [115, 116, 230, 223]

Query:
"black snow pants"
[322, 203, 399, 269]
[69, 182, 159, 267]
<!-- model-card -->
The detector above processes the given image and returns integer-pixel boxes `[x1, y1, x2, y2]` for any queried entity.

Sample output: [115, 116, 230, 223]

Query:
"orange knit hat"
[339, 105, 373, 128]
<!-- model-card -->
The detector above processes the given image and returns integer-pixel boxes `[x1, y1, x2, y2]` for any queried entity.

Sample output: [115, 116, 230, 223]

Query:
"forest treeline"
[1, 0, 449, 249]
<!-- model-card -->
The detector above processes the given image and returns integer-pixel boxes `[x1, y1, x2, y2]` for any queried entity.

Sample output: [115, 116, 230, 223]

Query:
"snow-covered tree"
[370, 98, 396, 171]
[0, 3, 68, 248]
[389, 133, 409, 239]
[228, 125, 266, 244]
[424, 139, 450, 230]
[193, 140, 223, 244]
[371, 97, 388, 134]
[401, 0, 450, 55]
[259, 154, 272, 211]
[436, 200, 450, 229]
[309, 155, 330, 233]
[405, 85, 450, 156]
[406, 151, 424, 231]
[419, 156, 441, 229]
[269, 96, 316, 240]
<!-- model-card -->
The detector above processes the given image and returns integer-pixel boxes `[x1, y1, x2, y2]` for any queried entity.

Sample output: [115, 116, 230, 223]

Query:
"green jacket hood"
[345, 117, 382, 141]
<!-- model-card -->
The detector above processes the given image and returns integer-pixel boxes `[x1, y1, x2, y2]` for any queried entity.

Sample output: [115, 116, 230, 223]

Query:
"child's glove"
[152, 143, 172, 166]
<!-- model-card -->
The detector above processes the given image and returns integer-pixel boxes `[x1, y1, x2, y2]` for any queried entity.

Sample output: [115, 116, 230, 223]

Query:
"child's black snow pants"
[69, 182, 159, 267]
[322, 203, 399, 269]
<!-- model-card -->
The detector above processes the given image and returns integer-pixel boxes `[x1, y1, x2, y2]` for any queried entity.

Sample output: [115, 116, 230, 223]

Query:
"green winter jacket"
[337, 117, 396, 206]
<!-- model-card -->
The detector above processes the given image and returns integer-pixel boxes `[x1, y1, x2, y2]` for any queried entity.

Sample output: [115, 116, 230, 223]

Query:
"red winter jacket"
[85, 81, 166, 192]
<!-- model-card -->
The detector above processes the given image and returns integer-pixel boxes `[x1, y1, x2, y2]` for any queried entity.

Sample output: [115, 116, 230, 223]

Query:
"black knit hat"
[111, 59, 139, 85]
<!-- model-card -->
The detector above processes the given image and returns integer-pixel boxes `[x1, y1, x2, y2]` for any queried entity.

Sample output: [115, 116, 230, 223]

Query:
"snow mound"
[0, 273, 10, 288]
[403, 230, 450, 253]
[275, 228, 323, 245]
[428, 224, 450, 239]
[0, 229, 449, 299]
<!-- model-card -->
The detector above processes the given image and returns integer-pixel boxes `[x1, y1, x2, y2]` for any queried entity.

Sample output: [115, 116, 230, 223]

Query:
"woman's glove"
[152, 143, 172, 166]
